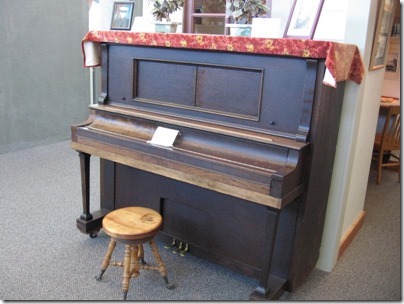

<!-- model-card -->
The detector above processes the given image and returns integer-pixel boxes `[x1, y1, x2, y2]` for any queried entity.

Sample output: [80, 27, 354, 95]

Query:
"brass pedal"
[172, 241, 183, 254]
[164, 238, 176, 249]
[180, 243, 189, 256]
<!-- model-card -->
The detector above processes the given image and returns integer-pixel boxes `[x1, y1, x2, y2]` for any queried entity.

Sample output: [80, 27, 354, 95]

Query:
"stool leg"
[149, 239, 174, 289]
[96, 238, 116, 281]
[122, 245, 132, 300]
[138, 244, 146, 265]
[130, 245, 140, 278]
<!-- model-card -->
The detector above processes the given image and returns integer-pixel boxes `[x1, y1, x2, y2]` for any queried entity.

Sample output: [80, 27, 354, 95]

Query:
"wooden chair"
[372, 105, 400, 184]
[95, 207, 173, 300]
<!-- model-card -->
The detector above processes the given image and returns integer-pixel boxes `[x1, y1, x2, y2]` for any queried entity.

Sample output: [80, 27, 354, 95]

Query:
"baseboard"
[338, 211, 366, 260]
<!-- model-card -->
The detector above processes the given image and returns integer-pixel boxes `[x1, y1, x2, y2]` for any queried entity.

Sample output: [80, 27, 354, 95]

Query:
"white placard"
[322, 68, 336, 88]
[147, 126, 180, 148]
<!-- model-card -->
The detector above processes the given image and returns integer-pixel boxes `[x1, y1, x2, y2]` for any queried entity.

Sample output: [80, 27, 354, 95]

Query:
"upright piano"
[72, 31, 365, 300]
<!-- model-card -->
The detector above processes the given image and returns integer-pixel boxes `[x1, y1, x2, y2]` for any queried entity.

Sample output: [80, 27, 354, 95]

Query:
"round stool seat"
[102, 207, 162, 241]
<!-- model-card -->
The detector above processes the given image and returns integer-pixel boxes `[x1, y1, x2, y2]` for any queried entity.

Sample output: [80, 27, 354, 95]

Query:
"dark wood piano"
[72, 31, 365, 300]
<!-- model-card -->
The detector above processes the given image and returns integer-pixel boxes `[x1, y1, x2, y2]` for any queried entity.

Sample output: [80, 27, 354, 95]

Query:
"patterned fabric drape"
[82, 30, 365, 87]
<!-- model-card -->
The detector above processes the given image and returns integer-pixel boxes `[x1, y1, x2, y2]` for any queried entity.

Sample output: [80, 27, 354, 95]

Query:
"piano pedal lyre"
[164, 237, 176, 249]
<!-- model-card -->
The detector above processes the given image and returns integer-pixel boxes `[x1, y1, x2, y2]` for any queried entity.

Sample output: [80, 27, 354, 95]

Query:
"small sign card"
[147, 126, 180, 148]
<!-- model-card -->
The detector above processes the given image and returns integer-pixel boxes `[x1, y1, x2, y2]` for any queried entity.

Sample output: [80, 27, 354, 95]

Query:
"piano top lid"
[81, 30, 365, 88]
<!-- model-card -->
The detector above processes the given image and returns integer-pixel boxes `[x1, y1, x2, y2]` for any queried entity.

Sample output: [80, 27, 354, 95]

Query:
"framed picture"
[283, 0, 325, 39]
[110, 1, 135, 30]
[384, 38, 400, 80]
[369, 0, 397, 71]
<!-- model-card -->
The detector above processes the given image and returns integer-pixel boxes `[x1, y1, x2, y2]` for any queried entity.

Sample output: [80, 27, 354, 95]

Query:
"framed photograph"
[283, 0, 325, 39]
[110, 1, 135, 31]
[369, 0, 397, 71]
[384, 38, 400, 80]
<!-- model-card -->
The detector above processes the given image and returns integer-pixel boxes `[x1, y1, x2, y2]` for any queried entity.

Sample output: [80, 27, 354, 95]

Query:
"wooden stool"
[95, 207, 173, 300]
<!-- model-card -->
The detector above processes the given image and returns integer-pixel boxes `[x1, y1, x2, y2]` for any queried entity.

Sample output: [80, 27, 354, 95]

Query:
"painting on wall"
[369, 0, 397, 71]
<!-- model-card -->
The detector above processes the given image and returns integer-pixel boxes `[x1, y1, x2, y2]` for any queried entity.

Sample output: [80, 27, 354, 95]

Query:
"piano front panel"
[106, 45, 317, 140]
[135, 59, 263, 119]
[109, 161, 298, 280]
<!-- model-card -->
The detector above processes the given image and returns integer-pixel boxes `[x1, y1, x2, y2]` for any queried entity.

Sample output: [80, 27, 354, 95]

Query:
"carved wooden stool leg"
[138, 244, 146, 265]
[96, 238, 116, 281]
[149, 239, 173, 289]
[99, 207, 174, 299]
[130, 245, 140, 278]
[122, 245, 132, 300]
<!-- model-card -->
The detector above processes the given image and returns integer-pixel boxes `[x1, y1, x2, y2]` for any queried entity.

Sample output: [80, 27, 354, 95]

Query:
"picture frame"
[283, 0, 325, 39]
[369, 0, 397, 71]
[110, 1, 135, 31]
[384, 38, 400, 80]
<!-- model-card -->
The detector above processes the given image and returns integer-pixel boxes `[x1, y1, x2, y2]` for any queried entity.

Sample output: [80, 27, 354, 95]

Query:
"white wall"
[314, 0, 348, 41]
[271, 0, 293, 37]
[317, 0, 388, 271]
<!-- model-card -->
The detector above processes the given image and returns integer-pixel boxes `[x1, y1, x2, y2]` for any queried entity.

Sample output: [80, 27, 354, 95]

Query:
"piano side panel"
[286, 63, 346, 291]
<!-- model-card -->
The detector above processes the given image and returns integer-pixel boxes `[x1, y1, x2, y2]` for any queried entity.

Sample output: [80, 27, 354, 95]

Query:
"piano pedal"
[164, 238, 177, 249]
[179, 243, 189, 256]
[172, 241, 183, 254]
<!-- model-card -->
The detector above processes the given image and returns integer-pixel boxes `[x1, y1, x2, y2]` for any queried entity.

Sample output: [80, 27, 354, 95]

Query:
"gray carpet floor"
[0, 140, 401, 301]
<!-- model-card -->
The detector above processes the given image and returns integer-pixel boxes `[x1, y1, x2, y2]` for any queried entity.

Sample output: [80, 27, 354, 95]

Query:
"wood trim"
[71, 138, 304, 209]
[338, 211, 366, 260]
[91, 105, 309, 149]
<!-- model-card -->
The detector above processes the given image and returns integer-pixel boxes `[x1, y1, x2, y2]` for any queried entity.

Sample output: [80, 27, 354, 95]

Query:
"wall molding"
[338, 210, 366, 260]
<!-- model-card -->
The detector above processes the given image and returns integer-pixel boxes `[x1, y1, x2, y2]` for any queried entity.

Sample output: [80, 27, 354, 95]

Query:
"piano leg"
[76, 152, 108, 237]
[249, 210, 287, 300]
[79, 152, 92, 221]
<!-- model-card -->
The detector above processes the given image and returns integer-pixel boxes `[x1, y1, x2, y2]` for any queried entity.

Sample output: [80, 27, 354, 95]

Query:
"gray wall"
[0, 1, 90, 154]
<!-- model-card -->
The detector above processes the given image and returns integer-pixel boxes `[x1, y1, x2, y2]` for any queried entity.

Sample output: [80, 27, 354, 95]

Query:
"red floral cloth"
[82, 30, 365, 87]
